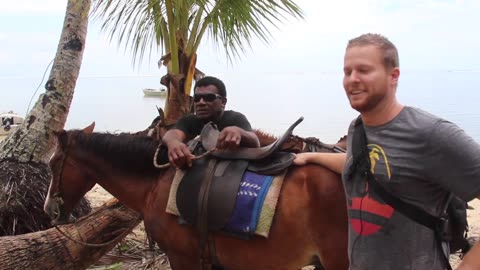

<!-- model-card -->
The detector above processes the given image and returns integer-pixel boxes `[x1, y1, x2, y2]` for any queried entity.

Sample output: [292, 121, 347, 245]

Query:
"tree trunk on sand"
[0, 199, 141, 270]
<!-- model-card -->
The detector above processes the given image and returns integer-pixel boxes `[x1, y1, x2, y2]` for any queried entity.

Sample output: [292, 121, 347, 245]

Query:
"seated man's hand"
[217, 126, 242, 150]
[167, 141, 194, 168]
[293, 153, 308, 166]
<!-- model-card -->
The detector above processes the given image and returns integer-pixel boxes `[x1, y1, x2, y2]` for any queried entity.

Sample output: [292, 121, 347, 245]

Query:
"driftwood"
[0, 199, 141, 270]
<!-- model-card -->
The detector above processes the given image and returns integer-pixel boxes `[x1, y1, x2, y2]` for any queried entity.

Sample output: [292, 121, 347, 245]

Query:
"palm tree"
[0, 1, 144, 267]
[0, 0, 92, 236]
[91, 0, 303, 124]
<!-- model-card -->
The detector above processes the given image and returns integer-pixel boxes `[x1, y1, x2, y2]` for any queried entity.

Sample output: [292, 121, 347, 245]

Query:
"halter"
[50, 133, 141, 247]
[50, 140, 71, 217]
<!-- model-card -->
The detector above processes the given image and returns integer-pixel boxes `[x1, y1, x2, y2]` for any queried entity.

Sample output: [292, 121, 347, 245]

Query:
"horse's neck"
[85, 156, 155, 214]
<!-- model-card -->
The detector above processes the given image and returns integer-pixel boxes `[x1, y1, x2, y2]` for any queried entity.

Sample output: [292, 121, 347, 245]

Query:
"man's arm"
[162, 129, 193, 168]
[293, 152, 346, 174]
[162, 128, 186, 146]
[220, 112, 259, 148]
[238, 129, 260, 147]
[216, 126, 260, 150]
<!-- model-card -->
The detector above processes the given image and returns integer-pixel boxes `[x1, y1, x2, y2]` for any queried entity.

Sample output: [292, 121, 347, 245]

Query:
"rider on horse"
[162, 76, 260, 169]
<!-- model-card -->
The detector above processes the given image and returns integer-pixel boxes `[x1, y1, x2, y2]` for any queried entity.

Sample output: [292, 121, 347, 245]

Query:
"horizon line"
[1, 69, 479, 80]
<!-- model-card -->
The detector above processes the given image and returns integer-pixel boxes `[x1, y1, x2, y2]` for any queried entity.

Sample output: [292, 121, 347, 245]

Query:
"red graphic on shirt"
[349, 195, 394, 235]
[349, 145, 394, 236]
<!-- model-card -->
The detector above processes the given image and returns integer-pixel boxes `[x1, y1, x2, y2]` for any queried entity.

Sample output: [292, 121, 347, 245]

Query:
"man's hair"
[347, 33, 399, 70]
[194, 76, 227, 97]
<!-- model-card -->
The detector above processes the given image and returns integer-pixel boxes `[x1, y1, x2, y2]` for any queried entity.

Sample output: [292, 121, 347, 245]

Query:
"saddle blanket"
[166, 169, 286, 238]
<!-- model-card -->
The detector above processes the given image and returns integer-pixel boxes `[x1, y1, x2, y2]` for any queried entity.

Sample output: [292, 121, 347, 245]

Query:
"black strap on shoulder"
[351, 116, 452, 270]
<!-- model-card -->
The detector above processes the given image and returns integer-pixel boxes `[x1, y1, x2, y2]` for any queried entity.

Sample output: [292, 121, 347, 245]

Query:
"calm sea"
[1, 70, 479, 143]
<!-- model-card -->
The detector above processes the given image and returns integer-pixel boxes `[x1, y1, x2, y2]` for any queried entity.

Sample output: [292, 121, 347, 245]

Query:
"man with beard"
[162, 76, 260, 169]
[294, 33, 480, 270]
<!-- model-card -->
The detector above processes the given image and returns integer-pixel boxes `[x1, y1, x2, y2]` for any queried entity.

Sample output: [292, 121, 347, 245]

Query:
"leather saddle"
[176, 116, 304, 232]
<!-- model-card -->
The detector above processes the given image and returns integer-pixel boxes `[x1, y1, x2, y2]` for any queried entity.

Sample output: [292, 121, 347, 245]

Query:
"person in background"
[294, 33, 480, 270]
[162, 76, 259, 168]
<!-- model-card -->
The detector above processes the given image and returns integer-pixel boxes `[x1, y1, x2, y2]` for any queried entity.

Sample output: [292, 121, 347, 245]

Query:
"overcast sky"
[1, 0, 479, 79]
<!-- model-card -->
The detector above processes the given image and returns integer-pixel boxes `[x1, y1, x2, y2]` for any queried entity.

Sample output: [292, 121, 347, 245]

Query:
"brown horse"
[44, 124, 348, 270]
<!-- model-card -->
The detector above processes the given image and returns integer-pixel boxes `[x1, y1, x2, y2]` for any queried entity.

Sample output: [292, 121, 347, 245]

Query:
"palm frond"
[91, 0, 167, 66]
[90, 0, 303, 67]
[204, 0, 303, 61]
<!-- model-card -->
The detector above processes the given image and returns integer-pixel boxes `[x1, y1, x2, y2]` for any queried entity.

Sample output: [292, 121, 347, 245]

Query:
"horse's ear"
[83, 122, 95, 134]
[156, 106, 165, 123]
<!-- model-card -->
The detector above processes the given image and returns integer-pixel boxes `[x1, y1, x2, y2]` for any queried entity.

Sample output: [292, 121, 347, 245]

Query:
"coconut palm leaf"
[91, 0, 303, 67]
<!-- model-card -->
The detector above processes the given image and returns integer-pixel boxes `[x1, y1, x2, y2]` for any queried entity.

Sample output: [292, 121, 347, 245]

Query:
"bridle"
[49, 141, 71, 222]
[50, 135, 141, 247]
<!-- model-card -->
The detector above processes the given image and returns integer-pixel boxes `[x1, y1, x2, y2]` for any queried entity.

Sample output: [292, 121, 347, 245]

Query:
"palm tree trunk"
[0, 0, 94, 237]
[0, 0, 90, 163]
[163, 51, 197, 125]
[0, 199, 141, 270]
[0, 1, 151, 268]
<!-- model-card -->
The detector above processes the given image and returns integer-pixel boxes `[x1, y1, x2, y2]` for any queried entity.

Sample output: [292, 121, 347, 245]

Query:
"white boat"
[0, 111, 24, 136]
[143, 88, 167, 97]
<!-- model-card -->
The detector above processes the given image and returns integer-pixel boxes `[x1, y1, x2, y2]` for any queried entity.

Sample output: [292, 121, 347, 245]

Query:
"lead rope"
[153, 142, 215, 169]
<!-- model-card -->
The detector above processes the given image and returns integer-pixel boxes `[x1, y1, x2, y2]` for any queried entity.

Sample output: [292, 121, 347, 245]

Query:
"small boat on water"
[143, 88, 167, 97]
[0, 111, 24, 136]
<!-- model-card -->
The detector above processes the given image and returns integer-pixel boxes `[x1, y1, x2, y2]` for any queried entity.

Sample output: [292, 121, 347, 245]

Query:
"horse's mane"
[337, 135, 347, 143]
[69, 130, 169, 175]
[254, 129, 277, 146]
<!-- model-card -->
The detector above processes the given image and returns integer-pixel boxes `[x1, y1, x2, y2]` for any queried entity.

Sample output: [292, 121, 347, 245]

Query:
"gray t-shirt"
[342, 106, 480, 270]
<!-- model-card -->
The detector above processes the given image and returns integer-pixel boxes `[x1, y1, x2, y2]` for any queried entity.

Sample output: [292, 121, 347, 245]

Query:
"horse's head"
[134, 107, 173, 140]
[44, 123, 97, 225]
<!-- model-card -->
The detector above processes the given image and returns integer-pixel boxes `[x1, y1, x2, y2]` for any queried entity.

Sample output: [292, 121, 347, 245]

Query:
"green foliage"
[91, 0, 304, 68]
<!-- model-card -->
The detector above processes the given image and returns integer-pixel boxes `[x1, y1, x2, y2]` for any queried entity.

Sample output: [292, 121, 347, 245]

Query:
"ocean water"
[1, 70, 479, 143]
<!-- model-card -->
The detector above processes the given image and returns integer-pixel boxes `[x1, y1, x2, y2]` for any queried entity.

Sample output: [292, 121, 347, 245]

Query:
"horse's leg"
[168, 253, 200, 270]
[318, 248, 348, 270]
[313, 212, 349, 270]
[309, 257, 326, 270]
[306, 168, 349, 270]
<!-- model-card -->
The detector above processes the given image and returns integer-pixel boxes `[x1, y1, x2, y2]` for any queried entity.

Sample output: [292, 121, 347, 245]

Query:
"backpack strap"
[351, 116, 453, 270]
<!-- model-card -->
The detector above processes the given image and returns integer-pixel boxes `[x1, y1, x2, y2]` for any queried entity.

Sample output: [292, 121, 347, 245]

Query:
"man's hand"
[216, 126, 242, 150]
[293, 153, 309, 166]
[167, 141, 195, 169]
